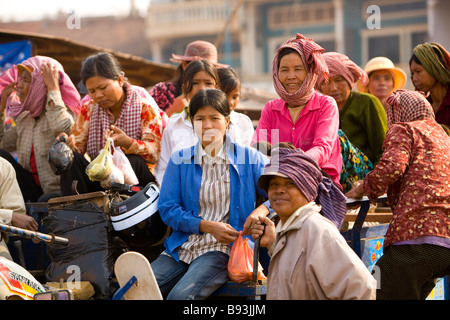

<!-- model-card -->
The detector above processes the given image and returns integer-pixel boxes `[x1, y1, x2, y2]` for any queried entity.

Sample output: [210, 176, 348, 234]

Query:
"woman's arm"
[363, 125, 411, 202]
[305, 97, 339, 167]
[121, 102, 162, 165]
[158, 157, 202, 234]
[42, 63, 75, 135]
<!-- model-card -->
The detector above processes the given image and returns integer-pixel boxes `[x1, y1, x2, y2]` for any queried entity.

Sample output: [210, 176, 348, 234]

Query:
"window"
[411, 31, 428, 50]
[368, 35, 400, 63]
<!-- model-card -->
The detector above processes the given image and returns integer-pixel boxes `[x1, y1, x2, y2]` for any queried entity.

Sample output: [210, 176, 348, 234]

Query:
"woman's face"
[85, 75, 125, 110]
[278, 52, 307, 94]
[185, 70, 218, 101]
[319, 75, 352, 109]
[192, 105, 229, 151]
[367, 70, 395, 101]
[410, 60, 437, 93]
[267, 176, 309, 223]
[17, 70, 32, 103]
[227, 87, 240, 112]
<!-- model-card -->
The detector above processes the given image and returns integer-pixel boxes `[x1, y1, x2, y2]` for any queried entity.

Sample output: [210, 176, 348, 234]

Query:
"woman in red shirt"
[346, 89, 450, 300]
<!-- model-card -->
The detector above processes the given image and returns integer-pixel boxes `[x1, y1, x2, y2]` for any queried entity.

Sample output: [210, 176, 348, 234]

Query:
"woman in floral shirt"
[346, 89, 450, 300]
[59, 52, 162, 196]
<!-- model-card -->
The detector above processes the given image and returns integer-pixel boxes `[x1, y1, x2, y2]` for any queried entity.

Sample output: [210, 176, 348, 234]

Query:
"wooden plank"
[345, 212, 392, 223]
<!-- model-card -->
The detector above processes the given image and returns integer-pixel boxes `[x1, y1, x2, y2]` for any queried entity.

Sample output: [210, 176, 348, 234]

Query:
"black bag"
[42, 193, 122, 299]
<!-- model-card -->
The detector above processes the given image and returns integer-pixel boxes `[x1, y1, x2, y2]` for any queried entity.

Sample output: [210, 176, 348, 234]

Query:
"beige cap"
[356, 57, 406, 93]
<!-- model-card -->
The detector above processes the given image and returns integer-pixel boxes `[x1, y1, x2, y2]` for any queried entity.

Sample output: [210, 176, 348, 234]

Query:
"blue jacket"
[158, 136, 269, 261]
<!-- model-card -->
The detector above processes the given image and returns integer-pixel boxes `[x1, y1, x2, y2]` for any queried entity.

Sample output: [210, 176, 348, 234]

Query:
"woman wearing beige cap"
[357, 56, 406, 108]
[149, 40, 228, 117]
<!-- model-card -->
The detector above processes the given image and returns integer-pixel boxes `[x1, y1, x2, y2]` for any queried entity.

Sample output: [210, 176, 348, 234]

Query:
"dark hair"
[409, 53, 422, 67]
[218, 67, 240, 95]
[277, 47, 300, 70]
[182, 59, 220, 96]
[189, 88, 230, 121]
[80, 52, 123, 85]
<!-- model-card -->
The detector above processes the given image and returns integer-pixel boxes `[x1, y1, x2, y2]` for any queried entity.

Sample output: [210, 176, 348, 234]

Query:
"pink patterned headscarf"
[315, 52, 368, 90]
[385, 89, 435, 127]
[0, 56, 81, 118]
[272, 33, 329, 106]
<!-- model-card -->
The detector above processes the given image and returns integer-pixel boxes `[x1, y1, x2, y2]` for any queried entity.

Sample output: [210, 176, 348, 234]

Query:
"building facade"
[145, 0, 448, 90]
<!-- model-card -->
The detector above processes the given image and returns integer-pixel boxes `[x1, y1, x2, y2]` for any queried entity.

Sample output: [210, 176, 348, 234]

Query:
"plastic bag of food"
[112, 146, 139, 185]
[86, 138, 113, 181]
[100, 164, 125, 189]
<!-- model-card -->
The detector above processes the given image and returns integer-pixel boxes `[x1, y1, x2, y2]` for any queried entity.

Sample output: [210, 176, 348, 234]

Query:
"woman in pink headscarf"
[316, 52, 388, 192]
[251, 34, 342, 186]
[346, 89, 450, 300]
[0, 55, 80, 202]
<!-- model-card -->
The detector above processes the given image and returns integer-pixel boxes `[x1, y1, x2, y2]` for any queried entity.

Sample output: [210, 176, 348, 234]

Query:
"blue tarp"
[0, 40, 32, 74]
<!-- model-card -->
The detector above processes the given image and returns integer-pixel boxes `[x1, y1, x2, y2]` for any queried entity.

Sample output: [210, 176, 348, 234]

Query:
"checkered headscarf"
[258, 147, 346, 229]
[272, 33, 329, 105]
[86, 82, 142, 159]
[385, 89, 435, 127]
[316, 52, 368, 89]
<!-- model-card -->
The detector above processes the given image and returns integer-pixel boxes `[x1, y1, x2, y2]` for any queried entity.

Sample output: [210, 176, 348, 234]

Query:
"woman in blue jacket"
[152, 88, 270, 300]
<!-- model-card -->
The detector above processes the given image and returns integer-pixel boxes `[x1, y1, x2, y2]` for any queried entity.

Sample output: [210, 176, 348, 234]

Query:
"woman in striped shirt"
[152, 88, 270, 300]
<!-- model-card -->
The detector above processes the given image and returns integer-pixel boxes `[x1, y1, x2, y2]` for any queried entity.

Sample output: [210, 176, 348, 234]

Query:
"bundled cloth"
[316, 52, 368, 89]
[257, 147, 347, 229]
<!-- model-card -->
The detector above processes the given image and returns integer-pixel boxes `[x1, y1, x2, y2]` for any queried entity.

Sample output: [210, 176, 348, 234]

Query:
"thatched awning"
[0, 29, 176, 90]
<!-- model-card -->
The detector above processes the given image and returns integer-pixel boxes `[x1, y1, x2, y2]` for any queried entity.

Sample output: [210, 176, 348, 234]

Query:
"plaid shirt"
[0, 90, 75, 194]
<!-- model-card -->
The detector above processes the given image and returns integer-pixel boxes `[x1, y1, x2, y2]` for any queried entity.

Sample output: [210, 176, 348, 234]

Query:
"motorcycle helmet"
[110, 183, 168, 247]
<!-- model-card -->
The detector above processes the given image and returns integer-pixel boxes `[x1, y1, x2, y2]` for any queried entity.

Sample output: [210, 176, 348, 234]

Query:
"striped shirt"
[176, 145, 231, 264]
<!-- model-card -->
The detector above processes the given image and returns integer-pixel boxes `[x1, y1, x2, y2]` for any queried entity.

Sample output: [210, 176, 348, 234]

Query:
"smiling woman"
[252, 33, 342, 187]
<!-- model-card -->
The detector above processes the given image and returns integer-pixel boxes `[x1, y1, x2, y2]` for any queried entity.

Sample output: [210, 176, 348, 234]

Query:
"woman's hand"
[242, 203, 270, 236]
[345, 182, 365, 199]
[41, 63, 60, 92]
[199, 220, 240, 244]
[250, 216, 276, 249]
[104, 125, 133, 149]
[56, 132, 76, 150]
[0, 82, 17, 113]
